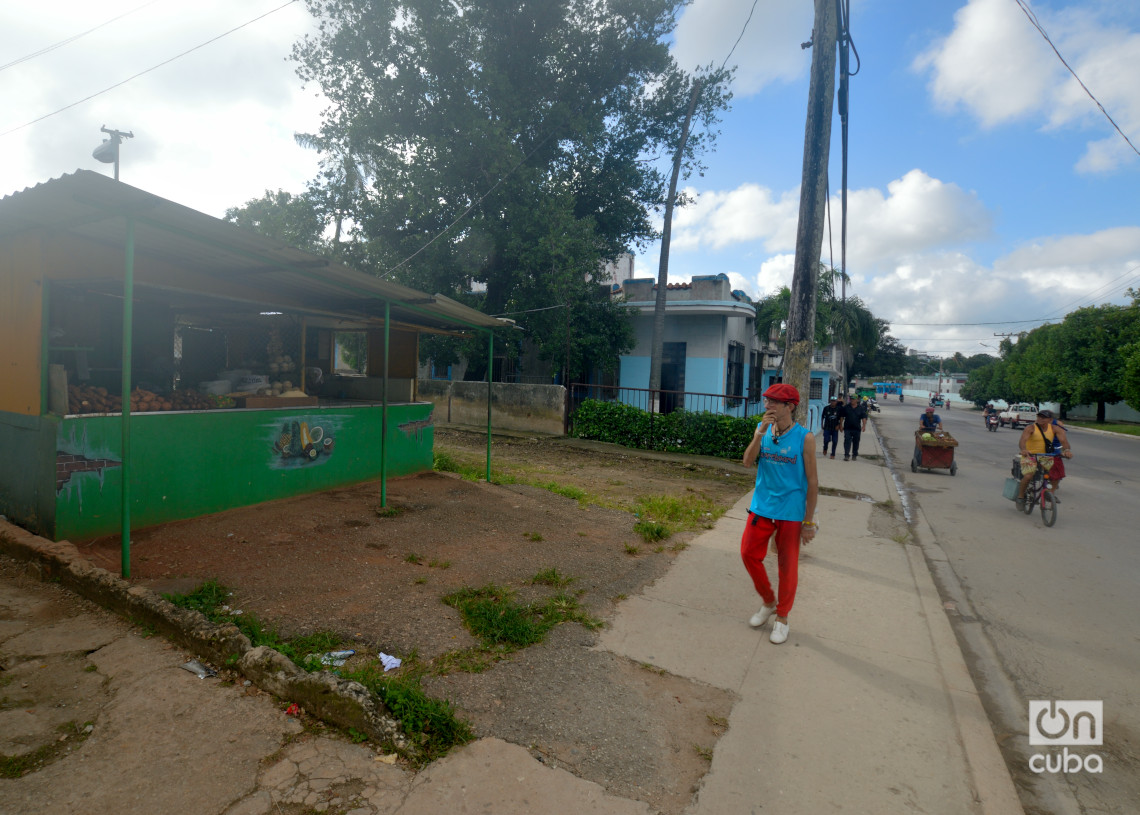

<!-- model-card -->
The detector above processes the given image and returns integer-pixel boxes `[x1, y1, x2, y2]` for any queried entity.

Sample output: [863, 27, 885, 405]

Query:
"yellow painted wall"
[0, 234, 44, 415]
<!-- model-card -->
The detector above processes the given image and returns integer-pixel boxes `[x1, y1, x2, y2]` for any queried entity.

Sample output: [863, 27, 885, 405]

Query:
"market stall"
[0, 172, 508, 563]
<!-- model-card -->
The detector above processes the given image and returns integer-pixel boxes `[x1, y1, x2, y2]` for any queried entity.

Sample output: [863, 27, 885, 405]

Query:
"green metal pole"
[120, 219, 135, 578]
[381, 301, 389, 507]
[486, 330, 493, 482]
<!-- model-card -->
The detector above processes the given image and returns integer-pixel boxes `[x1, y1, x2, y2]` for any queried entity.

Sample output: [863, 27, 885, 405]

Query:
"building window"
[748, 350, 762, 399]
[813, 347, 832, 364]
[727, 342, 744, 401]
[810, 378, 823, 400]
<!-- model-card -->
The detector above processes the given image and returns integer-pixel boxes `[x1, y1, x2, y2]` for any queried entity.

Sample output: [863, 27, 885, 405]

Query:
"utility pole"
[785, 0, 838, 423]
[648, 78, 702, 412]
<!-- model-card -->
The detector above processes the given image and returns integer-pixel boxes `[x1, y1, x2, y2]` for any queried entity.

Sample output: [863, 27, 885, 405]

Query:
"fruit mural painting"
[271, 418, 336, 467]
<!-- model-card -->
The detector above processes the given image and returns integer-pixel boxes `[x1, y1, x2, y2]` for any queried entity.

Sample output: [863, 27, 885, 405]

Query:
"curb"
[0, 520, 408, 752]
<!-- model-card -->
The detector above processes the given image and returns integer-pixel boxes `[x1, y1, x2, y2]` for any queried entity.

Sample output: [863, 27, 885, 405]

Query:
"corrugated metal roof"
[0, 171, 506, 333]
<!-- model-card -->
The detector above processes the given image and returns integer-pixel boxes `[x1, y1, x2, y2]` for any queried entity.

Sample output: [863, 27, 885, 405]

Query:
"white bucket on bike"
[1002, 477, 1020, 501]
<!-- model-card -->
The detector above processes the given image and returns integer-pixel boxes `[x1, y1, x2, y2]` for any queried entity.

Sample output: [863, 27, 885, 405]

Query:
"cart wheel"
[950, 462, 958, 476]
[910, 458, 917, 473]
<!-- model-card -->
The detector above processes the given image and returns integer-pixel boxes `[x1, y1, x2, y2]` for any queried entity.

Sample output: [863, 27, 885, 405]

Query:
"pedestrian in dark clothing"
[839, 395, 868, 460]
[820, 397, 842, 458]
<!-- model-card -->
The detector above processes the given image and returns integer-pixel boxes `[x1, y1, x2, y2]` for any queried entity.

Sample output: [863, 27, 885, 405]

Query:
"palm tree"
[753, 265, 881, 393]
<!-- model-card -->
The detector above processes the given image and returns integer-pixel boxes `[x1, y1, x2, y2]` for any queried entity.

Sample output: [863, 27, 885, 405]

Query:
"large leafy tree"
[1052, 305, 1140, 421]
[290, 0, 730, 379]
[224, 190, 329, 253]
[850, 330, 909, 378]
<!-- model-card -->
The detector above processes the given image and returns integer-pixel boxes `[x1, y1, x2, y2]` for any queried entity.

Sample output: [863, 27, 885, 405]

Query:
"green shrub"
[571, 399, 756, 458]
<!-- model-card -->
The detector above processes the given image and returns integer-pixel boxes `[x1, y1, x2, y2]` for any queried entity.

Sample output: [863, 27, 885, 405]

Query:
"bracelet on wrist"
[802, 521, 817, 528]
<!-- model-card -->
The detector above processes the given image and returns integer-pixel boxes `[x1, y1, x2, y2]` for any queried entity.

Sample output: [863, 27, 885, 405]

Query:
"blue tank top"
[749, 422, 810, 521]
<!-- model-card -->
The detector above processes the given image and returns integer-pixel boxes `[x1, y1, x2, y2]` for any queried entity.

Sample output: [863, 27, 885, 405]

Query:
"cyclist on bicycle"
[1015, 409, 1072, 510]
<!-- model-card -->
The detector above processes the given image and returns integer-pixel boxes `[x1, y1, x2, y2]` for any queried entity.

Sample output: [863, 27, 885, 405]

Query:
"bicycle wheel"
[1040, 490, 1057, 527]
[1023, 483, 1036, 514]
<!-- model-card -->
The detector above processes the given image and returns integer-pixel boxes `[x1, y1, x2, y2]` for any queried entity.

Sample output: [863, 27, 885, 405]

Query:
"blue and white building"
[616, 273, 844, 429]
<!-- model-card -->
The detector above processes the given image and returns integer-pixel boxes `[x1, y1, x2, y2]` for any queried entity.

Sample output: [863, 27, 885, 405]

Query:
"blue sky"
[2, 0, 1138, 357]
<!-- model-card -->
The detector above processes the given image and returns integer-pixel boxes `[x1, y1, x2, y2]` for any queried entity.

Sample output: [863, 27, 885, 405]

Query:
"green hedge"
[570, 399, 758, 459]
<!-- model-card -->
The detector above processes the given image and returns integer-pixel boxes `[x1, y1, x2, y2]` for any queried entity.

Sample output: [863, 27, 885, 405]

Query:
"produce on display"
[66, 384, 234, 415]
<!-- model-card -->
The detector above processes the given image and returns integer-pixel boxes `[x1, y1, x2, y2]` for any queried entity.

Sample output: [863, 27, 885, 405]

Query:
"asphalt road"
[874, 399, 1140, 815]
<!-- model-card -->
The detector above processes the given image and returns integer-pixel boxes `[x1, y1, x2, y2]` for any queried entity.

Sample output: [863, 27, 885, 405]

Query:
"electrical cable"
[0, 0, 299, 138]
[0, 0, 166, 73]
[1013, 0, 1140, 160]
[721, 0, 760, 71]
[1037, 262, 1140, 318]
[491, 303, 568, 317]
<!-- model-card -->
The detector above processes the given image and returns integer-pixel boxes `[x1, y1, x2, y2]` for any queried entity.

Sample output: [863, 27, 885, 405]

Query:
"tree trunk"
[1097, 400, 1106, 423]
[648, 79, 702, 410]
[785, 0, 838, 424]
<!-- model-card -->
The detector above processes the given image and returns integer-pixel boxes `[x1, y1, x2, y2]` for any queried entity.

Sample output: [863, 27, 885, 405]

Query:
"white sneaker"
[769, 620, 790, 644]
[749, 603, 777, 628]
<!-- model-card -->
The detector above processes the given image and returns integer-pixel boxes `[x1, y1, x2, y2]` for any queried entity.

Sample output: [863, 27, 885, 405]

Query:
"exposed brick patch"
[56, 453, 121, 492]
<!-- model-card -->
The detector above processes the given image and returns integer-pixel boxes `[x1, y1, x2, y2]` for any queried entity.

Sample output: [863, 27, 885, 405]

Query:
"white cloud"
[0, 1, 324, 216]
[861, 228, 1140, 346]
[671, 183, 800, 252]
[667, 169, 991, 274]
[913, 0, 1052, 127]
[846, 170, 992, 268]
[640, 170, 1138, 352]
[672, 0, 812, 96]
[915, 0, 1140, 173]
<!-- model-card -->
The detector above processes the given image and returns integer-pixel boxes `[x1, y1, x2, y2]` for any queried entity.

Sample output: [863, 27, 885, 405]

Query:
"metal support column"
[381, 301, 389, 507]
[120, 218, 135, 578]
[486, 330, 493, 482]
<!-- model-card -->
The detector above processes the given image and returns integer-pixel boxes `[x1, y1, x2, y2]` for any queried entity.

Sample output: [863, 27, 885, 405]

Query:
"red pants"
[740, 512, 802, 618]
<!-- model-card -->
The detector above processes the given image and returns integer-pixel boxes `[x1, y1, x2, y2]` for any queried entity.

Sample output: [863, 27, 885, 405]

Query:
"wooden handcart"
[912, 429, 958, 475]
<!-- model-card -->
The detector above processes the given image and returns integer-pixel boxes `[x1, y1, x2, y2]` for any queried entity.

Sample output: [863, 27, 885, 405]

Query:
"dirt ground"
[78, 427, 756, 815]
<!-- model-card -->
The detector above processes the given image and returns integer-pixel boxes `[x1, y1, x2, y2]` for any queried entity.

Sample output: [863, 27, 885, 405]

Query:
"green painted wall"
[0, 411, 59, 536]
[53, 404, 434, 541]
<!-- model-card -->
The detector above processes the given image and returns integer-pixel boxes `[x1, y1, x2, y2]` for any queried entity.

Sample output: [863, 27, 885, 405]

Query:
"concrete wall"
[1059, 400, 1140, 423]
[417, 379, 566, 435]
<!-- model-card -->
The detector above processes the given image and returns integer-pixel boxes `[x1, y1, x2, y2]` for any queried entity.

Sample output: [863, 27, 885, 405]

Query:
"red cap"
[762, 383, 800, 405]
[925, 406, 935, 412]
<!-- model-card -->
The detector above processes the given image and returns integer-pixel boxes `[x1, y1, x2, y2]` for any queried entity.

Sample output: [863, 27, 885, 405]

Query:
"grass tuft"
[633, 519, 669, 542]
[530, 567, 574, 587]
[443, 584, 601, 650]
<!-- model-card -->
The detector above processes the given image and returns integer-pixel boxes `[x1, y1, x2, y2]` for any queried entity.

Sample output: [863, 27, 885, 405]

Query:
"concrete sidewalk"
[597, 429, 1023, 814]
[0, 428, 1024, 815]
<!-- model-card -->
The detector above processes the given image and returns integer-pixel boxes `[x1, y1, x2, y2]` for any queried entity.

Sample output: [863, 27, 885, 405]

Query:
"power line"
[720, 0, 760, 71]
[888, 318, 1052, 327]
[0, 0, 299, 138]
[1013, 0, 1140, 160]
[0, 0, 166, 73]
[1038, 261, 1140, 318]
